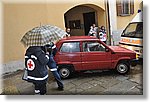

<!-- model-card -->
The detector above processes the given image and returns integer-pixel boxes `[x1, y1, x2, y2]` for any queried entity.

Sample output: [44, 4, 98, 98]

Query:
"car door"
[81, 41, 112, 70]
[59, 41, 82, 70]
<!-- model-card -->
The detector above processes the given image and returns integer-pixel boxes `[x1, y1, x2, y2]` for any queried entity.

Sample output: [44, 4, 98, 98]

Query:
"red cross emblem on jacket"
[27, 59, 35, 71]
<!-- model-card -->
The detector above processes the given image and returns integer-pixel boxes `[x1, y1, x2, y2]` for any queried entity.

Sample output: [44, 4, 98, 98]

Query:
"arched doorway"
[64, 4, 105, 36]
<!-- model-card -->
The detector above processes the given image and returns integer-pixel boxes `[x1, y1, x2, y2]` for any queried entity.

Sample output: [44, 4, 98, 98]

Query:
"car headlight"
[136, 53, 139, 59]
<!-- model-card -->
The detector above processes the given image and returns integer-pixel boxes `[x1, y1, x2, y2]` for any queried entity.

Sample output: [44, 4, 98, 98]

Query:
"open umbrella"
[21, 25, 67, 47]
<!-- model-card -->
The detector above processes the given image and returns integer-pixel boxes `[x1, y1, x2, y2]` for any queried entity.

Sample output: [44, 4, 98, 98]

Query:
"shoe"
[57, 87, 64, 91]
[35, 90, 40, 95]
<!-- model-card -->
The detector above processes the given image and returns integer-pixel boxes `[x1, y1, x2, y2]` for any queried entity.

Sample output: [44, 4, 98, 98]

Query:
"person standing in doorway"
[88, 24, 98, 38]
[98, 26, 107, 44]
[88, 26, 94, 36]
[65, 27, 71, 37]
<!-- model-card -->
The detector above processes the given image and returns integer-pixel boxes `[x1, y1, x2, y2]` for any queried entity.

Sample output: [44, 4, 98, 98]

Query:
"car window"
[83, 41, 106, 52]
[60, 42, 80, 53]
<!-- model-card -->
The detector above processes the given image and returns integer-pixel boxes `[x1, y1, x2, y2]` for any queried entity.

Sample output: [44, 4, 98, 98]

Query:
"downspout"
[105, 0, 111, 45]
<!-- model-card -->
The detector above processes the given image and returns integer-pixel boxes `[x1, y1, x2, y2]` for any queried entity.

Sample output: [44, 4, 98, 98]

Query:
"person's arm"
[52, 48, 57, 57]
[38, 51, 49, 65]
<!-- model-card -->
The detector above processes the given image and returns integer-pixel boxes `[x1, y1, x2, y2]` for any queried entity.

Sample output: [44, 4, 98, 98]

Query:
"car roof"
[56, 36, 113, 52]
[59, 36, 98, 42]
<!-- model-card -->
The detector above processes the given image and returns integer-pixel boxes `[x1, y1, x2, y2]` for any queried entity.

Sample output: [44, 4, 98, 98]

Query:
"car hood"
[108, 46, 135, 53]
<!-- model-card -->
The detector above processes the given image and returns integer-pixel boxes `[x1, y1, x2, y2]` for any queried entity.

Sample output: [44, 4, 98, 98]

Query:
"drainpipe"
[105, 0, 112, 45]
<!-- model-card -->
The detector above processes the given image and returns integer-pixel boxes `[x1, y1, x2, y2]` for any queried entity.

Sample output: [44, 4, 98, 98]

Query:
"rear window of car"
[83, 41, 106, 52]
[60, 42, 80, 53]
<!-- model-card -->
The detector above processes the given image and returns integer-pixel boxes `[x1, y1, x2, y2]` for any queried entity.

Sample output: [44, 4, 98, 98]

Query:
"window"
[69, 20, 81, 29]
[60, 42, 80, 53]
[83, 42, 106, 52]
[116, 0, 134, 16]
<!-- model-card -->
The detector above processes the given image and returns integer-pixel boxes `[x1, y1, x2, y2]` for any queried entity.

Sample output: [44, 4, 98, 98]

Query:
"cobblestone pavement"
[1, 65, 143, 95]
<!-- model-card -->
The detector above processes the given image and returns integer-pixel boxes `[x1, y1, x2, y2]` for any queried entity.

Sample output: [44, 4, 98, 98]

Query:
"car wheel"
[116, 61, 130, 74]
[58, 67, 71, 79]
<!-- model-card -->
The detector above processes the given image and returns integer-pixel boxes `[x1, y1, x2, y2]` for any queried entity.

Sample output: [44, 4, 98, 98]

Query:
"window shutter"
[130, 0, 134, 14]
[116, 0, 123, 16]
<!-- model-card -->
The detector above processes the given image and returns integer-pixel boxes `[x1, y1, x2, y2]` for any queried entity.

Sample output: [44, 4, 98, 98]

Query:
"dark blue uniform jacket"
[25, 46, 49, 83]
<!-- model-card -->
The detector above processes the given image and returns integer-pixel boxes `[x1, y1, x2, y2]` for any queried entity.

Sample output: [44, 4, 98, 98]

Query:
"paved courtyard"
[2, 64, 143, 95]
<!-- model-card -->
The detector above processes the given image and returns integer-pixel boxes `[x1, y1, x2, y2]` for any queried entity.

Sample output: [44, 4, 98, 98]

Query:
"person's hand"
[46, 51, 49, 55]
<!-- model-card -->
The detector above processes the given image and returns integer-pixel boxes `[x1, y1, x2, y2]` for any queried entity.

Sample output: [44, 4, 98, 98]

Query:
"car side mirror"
[105, 48, 109, 52]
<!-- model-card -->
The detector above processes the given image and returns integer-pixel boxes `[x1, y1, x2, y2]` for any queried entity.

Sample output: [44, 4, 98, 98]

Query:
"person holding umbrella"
[21, 24, 67, 95]
[24, 46, 50, 95]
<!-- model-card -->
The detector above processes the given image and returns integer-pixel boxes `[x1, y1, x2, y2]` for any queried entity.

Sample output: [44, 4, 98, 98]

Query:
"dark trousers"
[48, 56, 64, 88]
[33, 82, 47, 95]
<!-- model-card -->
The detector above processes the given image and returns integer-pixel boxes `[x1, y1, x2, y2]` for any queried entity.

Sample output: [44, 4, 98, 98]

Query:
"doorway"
[64, 4, 105, 36]
[83, 12, 96, 35]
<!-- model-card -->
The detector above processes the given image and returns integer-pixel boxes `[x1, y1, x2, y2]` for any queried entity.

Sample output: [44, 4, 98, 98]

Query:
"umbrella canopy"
[21, 25, 67, 47]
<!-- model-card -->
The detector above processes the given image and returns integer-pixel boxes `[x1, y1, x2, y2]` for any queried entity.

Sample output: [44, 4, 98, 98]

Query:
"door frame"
[83, 12, 96, 36]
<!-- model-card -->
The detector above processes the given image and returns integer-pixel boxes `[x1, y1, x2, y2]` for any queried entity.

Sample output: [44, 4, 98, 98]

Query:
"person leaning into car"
[42, 42, 64, 91]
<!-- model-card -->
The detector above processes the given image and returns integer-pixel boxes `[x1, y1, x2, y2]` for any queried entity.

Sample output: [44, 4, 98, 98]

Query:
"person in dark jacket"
[42, 42, 64, 90]
[24, 46, 49, 95]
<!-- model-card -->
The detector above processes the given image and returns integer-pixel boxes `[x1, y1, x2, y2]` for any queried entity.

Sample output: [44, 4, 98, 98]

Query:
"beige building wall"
[117, 0, 143, 30]
[2, 0, 105, 63]
[2, 0, 142, 63]
[3, 3, 48, 63]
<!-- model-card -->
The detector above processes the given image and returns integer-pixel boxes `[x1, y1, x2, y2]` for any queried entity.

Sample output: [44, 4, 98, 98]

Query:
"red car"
[54, 36, 136, 78]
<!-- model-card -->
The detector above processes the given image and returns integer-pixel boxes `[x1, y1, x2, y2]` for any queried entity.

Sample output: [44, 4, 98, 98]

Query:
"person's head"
[90, 26, 93, 29]
[44, 42, 54, 52]
[66, 28, 70, 33]
[100, 26, 105, 30]
[92, 24, 96, 27]
[45, 42, 54, 47]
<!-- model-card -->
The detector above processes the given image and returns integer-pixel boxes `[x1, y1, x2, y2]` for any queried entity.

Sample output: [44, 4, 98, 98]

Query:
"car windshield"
[121, 22, 143, 38]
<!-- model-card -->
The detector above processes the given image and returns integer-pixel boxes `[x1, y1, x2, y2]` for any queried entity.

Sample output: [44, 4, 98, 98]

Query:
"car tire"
[58, 67, 71, 79]
[116, 61, 130, 74]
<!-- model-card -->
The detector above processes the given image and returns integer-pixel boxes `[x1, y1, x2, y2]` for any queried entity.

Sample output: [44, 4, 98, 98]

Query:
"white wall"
[108, 0, 117, 33]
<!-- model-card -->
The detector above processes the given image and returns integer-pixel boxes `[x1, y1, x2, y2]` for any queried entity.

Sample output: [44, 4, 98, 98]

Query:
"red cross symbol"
[27, 59, 35, 71]
[28, 61, 33, 68]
